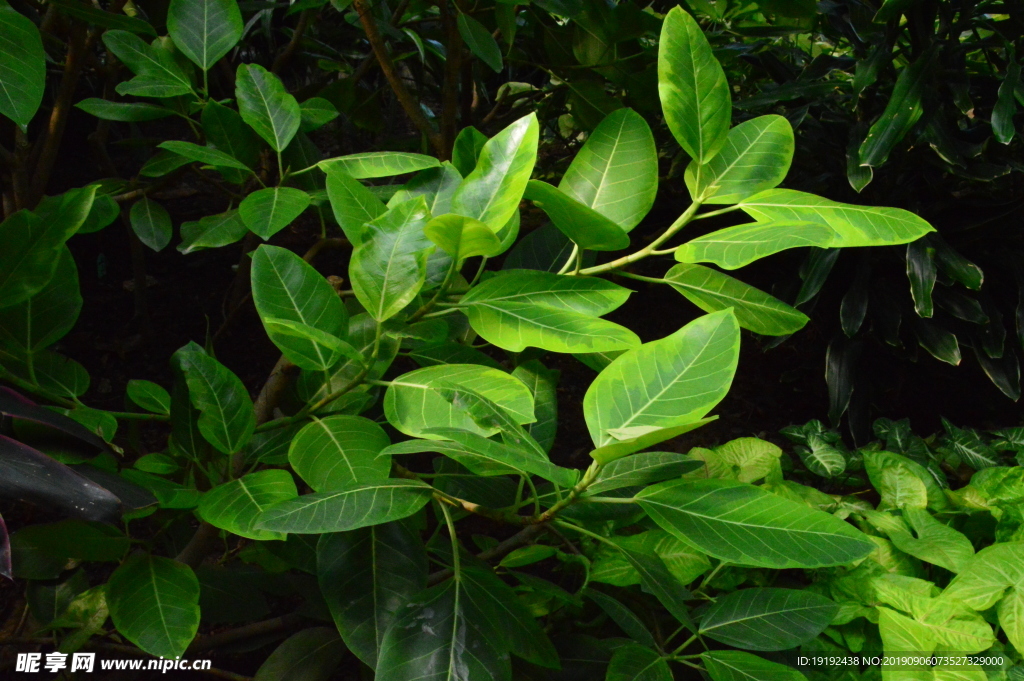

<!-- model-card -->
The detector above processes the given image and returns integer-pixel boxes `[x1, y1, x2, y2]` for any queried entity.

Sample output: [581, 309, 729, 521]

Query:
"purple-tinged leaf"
[0, 387, 111, 452]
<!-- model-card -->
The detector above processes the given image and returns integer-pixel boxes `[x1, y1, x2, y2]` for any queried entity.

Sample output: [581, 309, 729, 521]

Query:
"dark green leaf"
[256, 479, 433, 533]
[253, 627, 346, 681]
[702, 650, 807, 681]
[176, 347, 256, 454]
[458, 13, 503, 72]
[0, 0, 46, 125]
[240, 187, 311, 240]
[129, 198, 172, 252]
[198, 470, 298, 540]
[75, 99, 174, 121]
[699, 588, 837, 651]
[179, 209, 248, 253]
[236, 63, 300, 152]
[289, 415, 391, 491]
[587, 451, 702, 495]
[859, 48, 936, 167]
[524, 180, 630, 251]
[907, 240, 936, 318]
[607, 644, 672, 681]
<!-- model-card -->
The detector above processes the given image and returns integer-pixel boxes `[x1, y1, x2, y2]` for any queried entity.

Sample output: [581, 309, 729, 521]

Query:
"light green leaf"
[702, 650, 807, 681]
[635, 478, 875, 568]
[388, 163, 462, 216]
[126, 379, 171, 415]
[942, 543, 1024, 611]
[999, 587, 1024, 657]
[524, 180, 629, 251]
[699, 588, 837, 651]
[263, 319, 360, 370]
[198, 470, 298, 541]
[426, 427, 577, 488]
[0, 0, 47, 125]
[462, 269, 632, 314]
[349, 197, 434, 322]
[424, 214, 502, 260]
[451, 113, 538, 232]
[587, 452, 702, 495]
[158, 140, 252, 171]
[859, 48, 935, 167]
[317, 522, 426, 668]
[129, 198, 173, 252]
[176, 347, 255, 454]
[251, 244, 348, 370]
[686, 115, 794, 204]
[583, 309, 739, 448]
[240, 187, 311, 240]
[178, 209, 248, 253]
[256, 479, 433, 534]
[462, 300, 639, 354]
[457, 12, 503, 72]
[289, 415, 391, 491]
[512, 360, 559, 453]
[607, 644, 672, 681]
[75, 99, 175, 122]
[325, 170, 387, 245]
[0, 247, 81, 353]
[559, 108, 657, 231]
[676, 221, 834, 270]
[739, 189, 935, 248]
[383, 363, 534, 439]
[107, 554, 200, 659]
[865, 508, 974, 573]
[589, 418, 716, 464]
[167, 0, 242, 71]
[320, 152, 441, 179]
[798, 433, 847, 478]
[864, 449, 948, 511]
[658, 7, 731, 165]
[235, 63, 300, 152]
[665, 263, 809, 336]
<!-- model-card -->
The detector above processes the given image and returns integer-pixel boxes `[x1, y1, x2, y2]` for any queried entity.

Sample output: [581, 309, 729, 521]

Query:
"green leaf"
[240, 187, 311, 240]
[78, 193, 120, 234]
[907, 238, 937, 318]
[583, 309, 739, 448]
[607, 644, 672, 681]
[299, 97, 339, 132]
[107, 554, 200, 659]
[452, 126, 487, 177]
[253, 628, 346, 681]
[49, 0, 156, 35]
[198, 470, 298, 541]
[317, 522, 426, 668]
[129, 198, 173, 252]
[159, 140, 251, 173]
[587, 451, 703, 495]
[558, 108, 657, 231]
[664, 263, 809, 336]
[0, 247, 81, 353]
[251, 244, 348, 370]
[587, 589, 656, 648]
[702, 650, 807, 681]
[424, 427, 577, 488]
[103, 30, 194, 97]
[940, 542, 1024, 612]
[141, 150, 192, 178]
[458, 12, 503, 72]
[178, 209, 248, 253]
[699, 588, 837, 651]
[739, 188, 935, 247]
[797, 433, 847, 478]
[256, 479, 433, 534]
[864, 508, 974, 573]
[0, 0, 45, 125]
[236, 63, 301, 152]
[658, 7, 731, 165]
[589, 418, 716, 465]
[635, 478, 875, 568]
[675, 221, 835, 271]
[202, 99, 263, 175]
[389, 163, 462, 216]
[325, 170, 387, 244]
[463, 270, 631, 314]
[289, 415, 391, 491]
[685, 115, 794, 204]
[13, 520, 129, 562]
[993, 49, 1020, 144]
[859, 48, 935, 167]
[176, 347, 255, 454]
[424, 214, 502, 260]
[75, 99, 174, 122]
[618, 546, 698, 632]
[349, 197, 434, 322]
[451, 113, 538, 232]
[512, 360, 559, 452]
[127, 379, 171, 414]
[320, 152, 441, 179]
[384, 363, 534, 439]
[167, 0, 242, 71]
[524, 180, 630, 251]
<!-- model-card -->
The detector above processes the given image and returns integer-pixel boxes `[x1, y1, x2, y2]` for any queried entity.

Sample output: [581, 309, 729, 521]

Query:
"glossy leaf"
[452, 126, 487, 177]
[658, 7, 731, 164]
[129, 198, 173, 252]
[584, 309, 739, 448]
[176, 347, 255, 454]
[236, 63, 301, 152]
[320, 152, 440, 179]
[699, 588, 837, 651]
[167, 0, 243, 71]
[256, 479, 433, 534]
[240, 187, 311, 240]
[458, 12, 503, 72]
[675, 221, 834, 270]
[587, 451, 703, 495]
[127, 380, 171, 415]
[389, 163, 462, 216]
[253, 627, 346, 681]
[702, 650, 807, 681]
[512, 360, 559, 453]
[107, 554, 200, 659]
[686, 115, 794, 204]
[349, 197, 433, 322]
[665, 263, 809, 336]
[524, 180, 630, 251]
[607, 644, 672, 681]
[424, 214, 502, 260]
[993, 49, 1020, 144]
[907, 239, 937, 318]
[179, 209, 248, 253]
[325, 170, 387, 244]
[317, 522, 427, 668]
[859, 48, 935, 167]
[451, 113, 538, 232]
[198, 470, 298, 541]
[636, 479, 875, 568]
[0, 0, 46, 126]
[103, 30, 193, 97]
[289, 416, 391, 491]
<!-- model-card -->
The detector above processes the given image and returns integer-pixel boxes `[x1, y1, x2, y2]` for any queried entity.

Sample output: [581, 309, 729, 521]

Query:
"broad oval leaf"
[197, 470, 298, 541]
[253, 627, 346, 681]
[256, 479, 434, 534]
[0, 247, 81, 353]
[942, 542, 1024, 611]
[289, 415, 391, 491]
[699, 588, 838, 651]
[665, 263, 809, 336]
[240, 187, 311, 240]
[583, 309, 739, 448]
[235, 63, 300, 152]
[635, 478, 875, 568]
[176, 347, 255, 454]
[251, 244, 348, 370]
[325, 170, 387, 245]
[607, 644, 672, 681]
[320, 152, 441, 179]
[462, 269, 632, 314]
[384, 364, 534, 439]
[0, 1, 46, 126]
[458, 12, 503, 72]
[658, 7, 731, 164]
[167, 0, 242, 72]
[559, 108, 657, 231]
[685, 115, 794, 204]
[107, 554, 200, 659]
[739, 189, 935, 248]
[126, 379, 171, 415]
[103, 30, 193, 96]
[179, 209, 248, 253]
[524, 180, 630, 251]
[462, 300, 639, 354]
[675, 221, 835, 270]
[129, 198, 173, 252]
[424, 214, 502, 260]
[702, 650, 808, 681]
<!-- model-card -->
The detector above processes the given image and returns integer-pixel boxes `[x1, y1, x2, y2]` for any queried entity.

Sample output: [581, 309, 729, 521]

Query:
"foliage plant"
[5, 1, 1016, 679]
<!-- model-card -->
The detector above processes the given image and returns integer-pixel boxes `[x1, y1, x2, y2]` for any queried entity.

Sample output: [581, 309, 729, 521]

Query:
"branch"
[187, 612, 307, 653]
[426, 524, 545, 586]
[271, 9, 314, 75]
